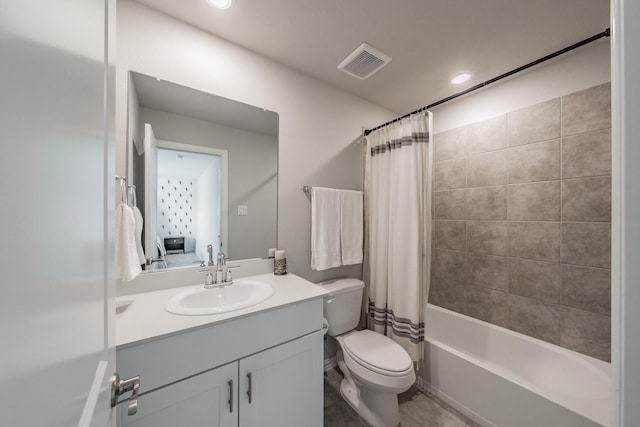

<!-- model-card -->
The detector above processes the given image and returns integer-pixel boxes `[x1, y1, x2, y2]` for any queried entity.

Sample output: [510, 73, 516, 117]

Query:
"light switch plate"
[237, 205, 248, 216]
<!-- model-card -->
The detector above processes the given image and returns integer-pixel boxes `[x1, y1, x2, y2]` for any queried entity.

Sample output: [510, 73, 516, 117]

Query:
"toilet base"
[338, 361, 401, 427]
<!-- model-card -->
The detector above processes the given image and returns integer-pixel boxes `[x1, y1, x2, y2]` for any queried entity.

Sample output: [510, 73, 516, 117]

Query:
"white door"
[143, 124, 159, 263]
[120, 361, 238, 427]
[239, 332, 323, 427]
[0, 0, 117, 426]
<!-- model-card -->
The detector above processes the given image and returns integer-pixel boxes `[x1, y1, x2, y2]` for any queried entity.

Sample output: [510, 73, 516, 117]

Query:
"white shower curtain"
[364, 112, 432, 364]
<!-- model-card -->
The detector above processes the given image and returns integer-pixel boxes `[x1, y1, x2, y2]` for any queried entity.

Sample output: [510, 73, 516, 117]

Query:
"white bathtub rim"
[425, 303, 611, 368]
[424, 304, 611, 426]
[424, 304, 610, 377]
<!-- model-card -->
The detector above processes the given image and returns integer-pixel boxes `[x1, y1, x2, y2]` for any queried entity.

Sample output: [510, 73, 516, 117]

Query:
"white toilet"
[319, 278, 416, 427]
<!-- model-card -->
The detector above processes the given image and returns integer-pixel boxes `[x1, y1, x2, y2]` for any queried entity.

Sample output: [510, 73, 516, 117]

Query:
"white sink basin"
[165, 280, 275, 316]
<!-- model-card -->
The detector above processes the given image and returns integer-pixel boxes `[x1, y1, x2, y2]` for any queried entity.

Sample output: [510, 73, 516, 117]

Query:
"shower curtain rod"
[363, 28, 611, 136]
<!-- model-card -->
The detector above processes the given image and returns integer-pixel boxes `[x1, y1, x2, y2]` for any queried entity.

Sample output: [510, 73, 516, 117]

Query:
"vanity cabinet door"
[120, 361, 238, 427]
[238, 331, 323, 427]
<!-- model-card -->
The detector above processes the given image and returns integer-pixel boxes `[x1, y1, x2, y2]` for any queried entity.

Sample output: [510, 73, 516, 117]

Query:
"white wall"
[196, 158, 221, 260]
[432, 40, 611, 132]
[116, 0, 395, 286]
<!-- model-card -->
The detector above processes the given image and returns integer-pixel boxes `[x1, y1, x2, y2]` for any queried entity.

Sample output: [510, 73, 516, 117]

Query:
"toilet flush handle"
[324, 296, 335, 304]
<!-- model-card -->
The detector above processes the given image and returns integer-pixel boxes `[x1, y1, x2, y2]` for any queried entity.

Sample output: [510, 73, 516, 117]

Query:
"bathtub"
[422, 304, 611, 427]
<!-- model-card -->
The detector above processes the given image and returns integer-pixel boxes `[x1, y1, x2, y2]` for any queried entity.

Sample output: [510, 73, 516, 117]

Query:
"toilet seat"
[342, 330, 413, 377]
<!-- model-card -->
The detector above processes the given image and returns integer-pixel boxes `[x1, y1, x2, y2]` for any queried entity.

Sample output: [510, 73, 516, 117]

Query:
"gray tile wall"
[429, 83, 611, 362]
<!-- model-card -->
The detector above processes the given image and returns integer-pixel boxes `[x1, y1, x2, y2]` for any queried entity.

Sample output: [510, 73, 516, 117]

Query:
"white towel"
[132, 205, 146, 266]
[116, 203, 142, 281]
[341, 190, 363, 265]
[311, 187, 342, 271]
[156, 235, 166, 257]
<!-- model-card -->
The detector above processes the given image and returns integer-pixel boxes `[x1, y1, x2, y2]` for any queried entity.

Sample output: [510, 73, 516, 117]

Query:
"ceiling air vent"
[338, 42, 392, 80]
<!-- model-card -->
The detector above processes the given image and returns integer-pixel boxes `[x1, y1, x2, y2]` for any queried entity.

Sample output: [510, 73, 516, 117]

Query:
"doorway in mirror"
[152, 145, 226, 269]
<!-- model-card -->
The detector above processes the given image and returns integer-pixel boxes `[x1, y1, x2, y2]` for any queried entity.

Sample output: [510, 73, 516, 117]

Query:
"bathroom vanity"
[115, 273, 327, 427]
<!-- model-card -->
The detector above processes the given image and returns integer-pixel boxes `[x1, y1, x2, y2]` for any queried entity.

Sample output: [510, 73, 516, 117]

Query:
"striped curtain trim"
[368, 301, 424, 343]
[370, 132, 429, 156]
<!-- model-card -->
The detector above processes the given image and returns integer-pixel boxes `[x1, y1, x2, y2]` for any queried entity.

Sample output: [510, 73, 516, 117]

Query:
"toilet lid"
[343, 330, 413, 376]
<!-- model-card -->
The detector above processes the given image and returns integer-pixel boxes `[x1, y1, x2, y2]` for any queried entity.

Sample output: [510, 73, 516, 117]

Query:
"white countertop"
[116, 273, 328, 348]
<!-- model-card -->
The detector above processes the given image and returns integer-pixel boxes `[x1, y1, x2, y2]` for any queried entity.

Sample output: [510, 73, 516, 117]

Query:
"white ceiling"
[157, 147, 218, 179]
[134, 0, 610, 114]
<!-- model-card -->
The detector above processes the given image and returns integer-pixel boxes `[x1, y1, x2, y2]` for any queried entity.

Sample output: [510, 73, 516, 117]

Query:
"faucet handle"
[217, 252, 226, 266]
[204, 271, 215, 287]
[225, 265, 240, 282]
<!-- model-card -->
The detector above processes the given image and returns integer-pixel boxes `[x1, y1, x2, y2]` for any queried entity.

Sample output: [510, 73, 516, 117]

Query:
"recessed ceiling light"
[208, 0, 233, 9]
[450, 73, 471, 84]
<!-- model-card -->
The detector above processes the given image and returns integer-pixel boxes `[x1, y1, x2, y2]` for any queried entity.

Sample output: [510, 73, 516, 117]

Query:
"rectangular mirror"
[127, 72, 278, 271]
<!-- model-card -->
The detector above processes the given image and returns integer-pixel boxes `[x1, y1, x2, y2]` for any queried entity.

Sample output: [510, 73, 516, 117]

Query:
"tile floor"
[324, 368, 481, 427]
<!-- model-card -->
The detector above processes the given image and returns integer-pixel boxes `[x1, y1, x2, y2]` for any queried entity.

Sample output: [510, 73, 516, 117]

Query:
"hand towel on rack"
[340, 190, 363, 266]
[129, 186, 146, 265]
[310, 187, 342, 271]
[116, 202, 142, 281]
[131, 205, 146, 266]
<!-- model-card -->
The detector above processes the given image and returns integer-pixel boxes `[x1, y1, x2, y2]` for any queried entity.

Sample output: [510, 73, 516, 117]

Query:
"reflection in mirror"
[149, 141, 227, 270]
[127, 72, 278, 271]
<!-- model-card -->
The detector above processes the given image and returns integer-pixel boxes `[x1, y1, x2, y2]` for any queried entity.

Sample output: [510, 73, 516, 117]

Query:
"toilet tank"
[317, 278, 365, 337]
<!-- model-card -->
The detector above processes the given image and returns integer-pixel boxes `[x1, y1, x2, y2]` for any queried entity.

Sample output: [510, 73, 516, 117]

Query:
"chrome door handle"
[228, 379, 233, 413]
[111, 373, 140, 416]
[246, 372, 252, 404]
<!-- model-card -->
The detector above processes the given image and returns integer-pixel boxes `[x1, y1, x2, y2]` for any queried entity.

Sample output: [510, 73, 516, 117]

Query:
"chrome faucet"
[207, 244, 214, 266]
[200, 251, 237, 288]
[216, 251, 226, 283]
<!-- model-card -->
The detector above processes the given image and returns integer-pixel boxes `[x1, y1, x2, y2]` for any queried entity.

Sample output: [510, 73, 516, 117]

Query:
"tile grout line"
[431, 272, 610, 322]
[506, 113, 513, 305]
[434, 171, 612, 193]
[560, 93, 565, 344]
[435, 245, 611, 273]
[464, 125, 469, 316]
[464, 125, 469, 314]
[434, 125, 611, 165]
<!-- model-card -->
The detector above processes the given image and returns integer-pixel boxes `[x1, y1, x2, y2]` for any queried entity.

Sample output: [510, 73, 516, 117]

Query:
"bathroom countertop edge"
[115, 272, 328, 347]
